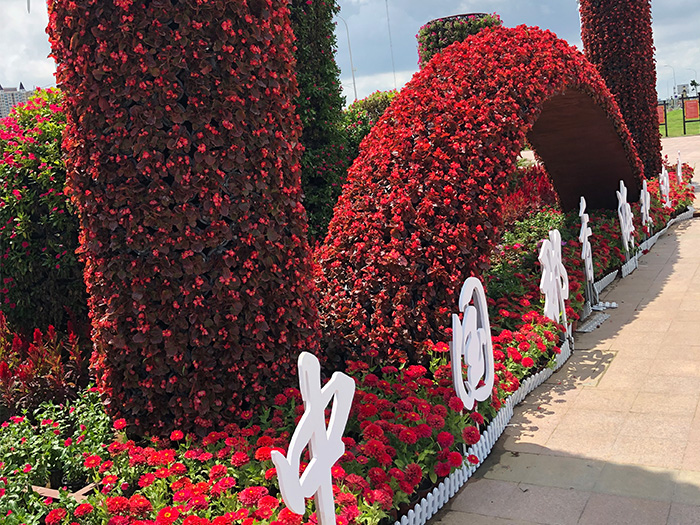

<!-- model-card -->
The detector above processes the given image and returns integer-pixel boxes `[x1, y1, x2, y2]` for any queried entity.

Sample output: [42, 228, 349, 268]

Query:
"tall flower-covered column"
[579, 0, 662, 179]
[47, 0, 321, 437]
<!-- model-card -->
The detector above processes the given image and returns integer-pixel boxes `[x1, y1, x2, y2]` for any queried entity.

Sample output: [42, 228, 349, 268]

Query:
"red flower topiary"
[579, 0, 662, 179]
[47, 0, 320, 437]
[316, 25, 643, 367]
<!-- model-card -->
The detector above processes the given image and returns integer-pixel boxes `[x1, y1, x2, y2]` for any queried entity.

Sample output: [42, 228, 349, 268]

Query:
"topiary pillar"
[47, 0, 321, 437]
[579, 0, 662, 179]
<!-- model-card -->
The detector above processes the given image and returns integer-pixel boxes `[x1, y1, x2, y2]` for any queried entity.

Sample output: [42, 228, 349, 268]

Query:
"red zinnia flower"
[74, 503, 94, 517]
[434, 462, 451, 477]
[155, 506, 180, 525]
[448, 451, 463, 467]
[84, 455, 101, 468]
[45, 508, 67, 525]
[462, 426, 480, 445]
[238, 486, 269, 506]
[138, 473, 156, 488]
[436, 431, 454, 448]
[448, 396, 464, 412]
[106, 495, 129, 515]
[230, 451, 250, 467]
[129, 493, 153, 516]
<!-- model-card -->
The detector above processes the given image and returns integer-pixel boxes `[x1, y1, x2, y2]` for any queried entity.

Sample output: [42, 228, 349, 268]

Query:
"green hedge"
[290, 0, 349, 241]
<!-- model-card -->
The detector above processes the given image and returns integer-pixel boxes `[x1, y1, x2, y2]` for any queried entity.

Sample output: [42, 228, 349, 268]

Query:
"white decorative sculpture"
[640, 179, 652, 229]
[578, 197, 594, 283]
[538, 229, 569, 325]
[616, 180, 635, 254]
[271, 353, 355, 525]
[660, 167, 672, 208]
[677, 150, 683, 183]
[450, 277, 495, 411]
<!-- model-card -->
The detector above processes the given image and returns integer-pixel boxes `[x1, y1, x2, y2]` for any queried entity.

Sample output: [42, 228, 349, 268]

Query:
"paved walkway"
[435, 136, 700, 524]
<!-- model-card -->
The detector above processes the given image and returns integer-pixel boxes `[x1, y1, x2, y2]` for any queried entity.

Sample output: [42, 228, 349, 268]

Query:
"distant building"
[677, 84, 690, 97]
[0, 83, 34, 119]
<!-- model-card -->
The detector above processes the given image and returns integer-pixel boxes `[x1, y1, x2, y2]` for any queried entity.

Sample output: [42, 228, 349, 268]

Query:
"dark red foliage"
[579, 0, 662, 179]
[315, 25, 642, 367]
[47, 0, 320, 437]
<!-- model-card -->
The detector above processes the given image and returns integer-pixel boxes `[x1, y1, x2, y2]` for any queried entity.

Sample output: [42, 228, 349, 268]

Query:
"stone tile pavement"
[433, 137, 700, 524]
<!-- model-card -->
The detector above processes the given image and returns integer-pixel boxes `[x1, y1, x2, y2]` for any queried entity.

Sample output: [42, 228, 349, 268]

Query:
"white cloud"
[340, 69, 417, 104]
[0, 0, 55, 89]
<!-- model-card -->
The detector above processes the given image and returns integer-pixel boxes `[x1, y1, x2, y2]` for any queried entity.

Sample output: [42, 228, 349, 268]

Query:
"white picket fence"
[392, 205, 695, 525]
[394, 338, 572, 525]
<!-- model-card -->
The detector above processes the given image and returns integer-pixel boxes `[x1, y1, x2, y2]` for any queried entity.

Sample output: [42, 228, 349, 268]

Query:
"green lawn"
[659, 107, 700, 137]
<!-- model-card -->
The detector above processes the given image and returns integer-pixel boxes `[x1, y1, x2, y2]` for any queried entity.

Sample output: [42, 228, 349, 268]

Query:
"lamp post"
[337, 15, 358, 102]
[663, 64, 677, 96]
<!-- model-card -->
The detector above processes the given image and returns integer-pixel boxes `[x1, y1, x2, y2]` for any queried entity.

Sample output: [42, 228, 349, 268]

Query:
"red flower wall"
[579, 0, 662, 179]
[315, 25, 643, 367]
[47, 0, 321, 437]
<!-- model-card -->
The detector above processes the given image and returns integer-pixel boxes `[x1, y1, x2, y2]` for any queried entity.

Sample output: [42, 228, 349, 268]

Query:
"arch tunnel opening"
[528, 89, 641, 211]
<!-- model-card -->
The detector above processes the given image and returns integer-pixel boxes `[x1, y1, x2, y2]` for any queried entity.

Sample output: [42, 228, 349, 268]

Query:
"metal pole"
[337, 15, 358, 102]
[664, 64, 677, 96]
[385, 0, 397, 90]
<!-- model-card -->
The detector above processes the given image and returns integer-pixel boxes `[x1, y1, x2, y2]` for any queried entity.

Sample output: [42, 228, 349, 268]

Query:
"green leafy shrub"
[290, 0, 349, 241]
[343, 90, 398, 161]
[417, 13, 502, 68]
[0, 89, 88, 335]
[48, 0, 321, 437]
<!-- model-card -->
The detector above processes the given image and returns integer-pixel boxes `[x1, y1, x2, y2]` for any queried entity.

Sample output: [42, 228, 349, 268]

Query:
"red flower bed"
[316, 25, 642, 368]
[46, 0, 321, 437]
[579, 0, 662, 179]
[1, 167, 694, 525]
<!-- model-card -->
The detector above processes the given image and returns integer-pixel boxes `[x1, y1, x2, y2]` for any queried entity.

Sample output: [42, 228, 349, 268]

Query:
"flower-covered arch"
[316, 25, 644, 367]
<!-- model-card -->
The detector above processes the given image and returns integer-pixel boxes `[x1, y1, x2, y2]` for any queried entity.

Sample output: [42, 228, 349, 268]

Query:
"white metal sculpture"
[538, 229, 569, 325]
[271, 353, 355, 525]
[660, 167, 672, 208]
[640, 179, 652, 229]
[677, 150, 683, 183]
[616, 180, 635, 254]
[578, 197, 594, 283]
[450, 277, 495, 411]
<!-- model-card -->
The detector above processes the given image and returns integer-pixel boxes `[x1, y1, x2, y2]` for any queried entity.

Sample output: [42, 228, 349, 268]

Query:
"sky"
[1, 1, 699, 104]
